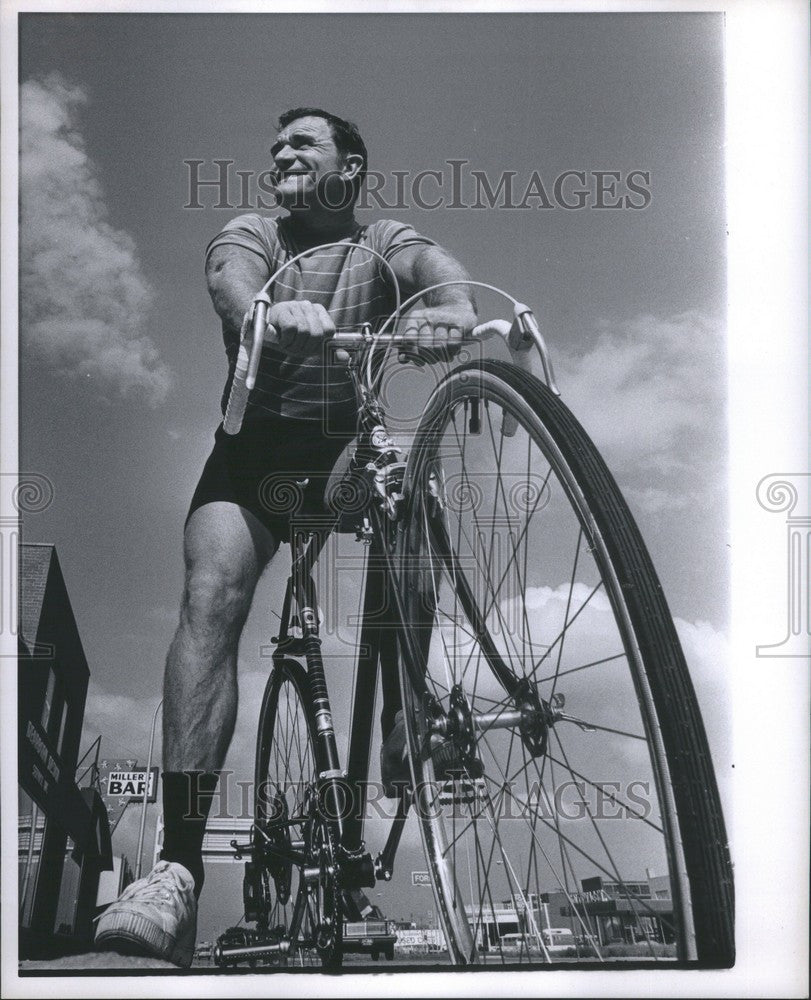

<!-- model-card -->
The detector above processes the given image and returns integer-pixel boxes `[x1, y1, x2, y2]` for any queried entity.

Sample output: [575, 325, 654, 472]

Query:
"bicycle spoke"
[527, 579, 606, 682]
[544, 751, 664, 832]
[398, 361, 731, 966]
[552, 728, 678, 945]
[445, 415, 530, 674]
[551, 651, 627, 681]
[252, 663, 335, 969]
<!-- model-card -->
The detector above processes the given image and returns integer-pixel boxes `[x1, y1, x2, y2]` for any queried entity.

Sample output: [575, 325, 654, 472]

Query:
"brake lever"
[471, 305, 559, 436]
[245, 292, 272, 390]
[512, 303, 559, 396]
[471, 305, 559, 394]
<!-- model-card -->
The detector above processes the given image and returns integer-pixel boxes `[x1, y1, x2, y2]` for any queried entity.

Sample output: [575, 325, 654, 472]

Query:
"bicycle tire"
[254, 657, 343, 969]
[396, 359, 734, 967]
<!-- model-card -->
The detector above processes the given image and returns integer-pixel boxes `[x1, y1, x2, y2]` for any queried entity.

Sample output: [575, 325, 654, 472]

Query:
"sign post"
[135, 698, 163, 880]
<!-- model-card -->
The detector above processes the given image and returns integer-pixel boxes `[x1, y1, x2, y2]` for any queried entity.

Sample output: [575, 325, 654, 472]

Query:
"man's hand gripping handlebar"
[222, 296, 558, 436]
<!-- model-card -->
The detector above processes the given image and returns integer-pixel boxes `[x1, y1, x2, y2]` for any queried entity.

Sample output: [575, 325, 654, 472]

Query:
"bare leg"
[163, 501, 278, 771]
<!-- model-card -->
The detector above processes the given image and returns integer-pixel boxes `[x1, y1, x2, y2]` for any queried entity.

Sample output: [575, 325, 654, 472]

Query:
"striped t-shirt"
[206, 215, 435, 429]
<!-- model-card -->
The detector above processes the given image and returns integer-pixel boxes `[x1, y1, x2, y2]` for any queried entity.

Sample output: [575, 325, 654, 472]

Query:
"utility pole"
[135, 698, 163, 880]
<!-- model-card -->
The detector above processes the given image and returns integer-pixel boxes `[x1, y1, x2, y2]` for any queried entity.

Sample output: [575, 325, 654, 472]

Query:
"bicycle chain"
[309, 807, 341, 960]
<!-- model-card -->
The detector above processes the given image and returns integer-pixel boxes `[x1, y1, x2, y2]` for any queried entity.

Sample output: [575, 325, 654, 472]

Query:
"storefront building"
[18, 544, 113, 959]
[542, 874, 674, 947]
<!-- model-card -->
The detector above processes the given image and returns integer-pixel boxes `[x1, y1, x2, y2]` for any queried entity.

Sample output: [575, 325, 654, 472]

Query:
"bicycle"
[212, 246, 734, 970]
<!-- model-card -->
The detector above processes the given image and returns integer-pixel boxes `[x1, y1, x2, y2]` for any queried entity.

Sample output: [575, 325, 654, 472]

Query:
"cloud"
[82, 685, 157, 763]
[518, 586, 731, 762]
[673, 616, 732, 777]
[222, 668, 268, 780]
[624, 485, 703, 514]
[483, 581, 731, 800]
[19, 74, 173, 405]
[554, 311, 726, 514]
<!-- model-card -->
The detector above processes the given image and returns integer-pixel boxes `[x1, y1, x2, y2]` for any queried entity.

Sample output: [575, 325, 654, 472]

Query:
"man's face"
[270, 115, 347, 211]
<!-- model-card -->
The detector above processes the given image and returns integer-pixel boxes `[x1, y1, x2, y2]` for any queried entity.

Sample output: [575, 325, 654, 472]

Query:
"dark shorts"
[187, 419, 356, 542]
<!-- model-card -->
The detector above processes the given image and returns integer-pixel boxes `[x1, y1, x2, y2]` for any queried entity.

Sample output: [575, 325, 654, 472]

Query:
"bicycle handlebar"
[223, 304, 557, 436]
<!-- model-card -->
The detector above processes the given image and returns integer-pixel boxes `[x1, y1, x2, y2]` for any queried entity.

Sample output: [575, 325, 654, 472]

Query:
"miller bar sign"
[105, 767, 158, 802]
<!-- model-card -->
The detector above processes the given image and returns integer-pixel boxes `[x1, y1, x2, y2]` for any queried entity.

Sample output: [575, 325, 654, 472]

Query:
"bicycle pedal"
[437, 775, 487, 806]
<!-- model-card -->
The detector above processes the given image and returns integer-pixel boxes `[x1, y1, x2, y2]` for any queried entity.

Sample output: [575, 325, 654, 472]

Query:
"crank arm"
[374, 792, 411, 881]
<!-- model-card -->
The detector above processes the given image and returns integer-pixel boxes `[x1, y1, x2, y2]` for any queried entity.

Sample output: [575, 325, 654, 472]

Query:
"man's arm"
[206, 244, 271, 341]
[206, 245, 334, 356]
[387, 243, 478, 337]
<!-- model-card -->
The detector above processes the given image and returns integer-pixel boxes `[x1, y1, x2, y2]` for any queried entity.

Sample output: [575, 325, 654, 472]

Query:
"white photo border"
[1, 1, 808, 998]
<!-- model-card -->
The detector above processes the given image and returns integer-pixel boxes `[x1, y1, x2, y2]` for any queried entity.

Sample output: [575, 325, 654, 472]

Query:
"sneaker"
[95, 860, 197, 967]
[380, 710, 480, 797]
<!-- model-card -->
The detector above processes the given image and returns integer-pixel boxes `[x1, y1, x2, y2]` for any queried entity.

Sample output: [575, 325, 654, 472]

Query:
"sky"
[15, 10, 733, 942]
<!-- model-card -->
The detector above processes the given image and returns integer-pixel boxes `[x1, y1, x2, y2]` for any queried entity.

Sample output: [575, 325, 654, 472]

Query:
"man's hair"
[276, 107, 368, 198]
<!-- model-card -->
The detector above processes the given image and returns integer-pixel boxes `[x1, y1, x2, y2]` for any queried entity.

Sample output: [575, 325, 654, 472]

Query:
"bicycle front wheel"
[254, 658, 342, 969]
[396, 359, 733, 967]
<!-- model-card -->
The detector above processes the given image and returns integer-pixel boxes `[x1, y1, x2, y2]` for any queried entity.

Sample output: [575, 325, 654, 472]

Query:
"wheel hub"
[426, 680, 558, 764]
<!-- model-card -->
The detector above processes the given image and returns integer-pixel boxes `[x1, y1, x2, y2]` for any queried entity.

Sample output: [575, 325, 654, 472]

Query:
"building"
[542, 874, 674, 948]
[455, 878, 673, 954]
[464, 899, 526, 948]
[18, 544, 114, 958]
[96, 855, 135, 912]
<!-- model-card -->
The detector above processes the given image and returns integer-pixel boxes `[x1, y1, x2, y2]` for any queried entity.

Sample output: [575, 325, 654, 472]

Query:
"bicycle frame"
[270, 515, 409, 870]
[247, 346, 555, 894]
[242, 361, 419, 901]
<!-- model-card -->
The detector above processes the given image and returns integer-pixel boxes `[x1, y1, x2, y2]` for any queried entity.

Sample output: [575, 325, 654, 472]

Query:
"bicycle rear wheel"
[396, 359, 733, 966]
[254, 657, 342, 968]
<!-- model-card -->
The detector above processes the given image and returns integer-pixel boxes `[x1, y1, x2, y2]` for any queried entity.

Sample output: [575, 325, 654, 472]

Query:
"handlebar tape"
[222, 300, 270, 436]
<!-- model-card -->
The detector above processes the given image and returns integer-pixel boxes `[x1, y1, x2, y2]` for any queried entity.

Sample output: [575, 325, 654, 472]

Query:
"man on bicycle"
[95, 107, 477, 966]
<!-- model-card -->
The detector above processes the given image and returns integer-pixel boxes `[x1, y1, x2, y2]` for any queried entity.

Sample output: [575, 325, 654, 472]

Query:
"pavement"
[19, 951, 180, 971]
[18, 951, 451, 973]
